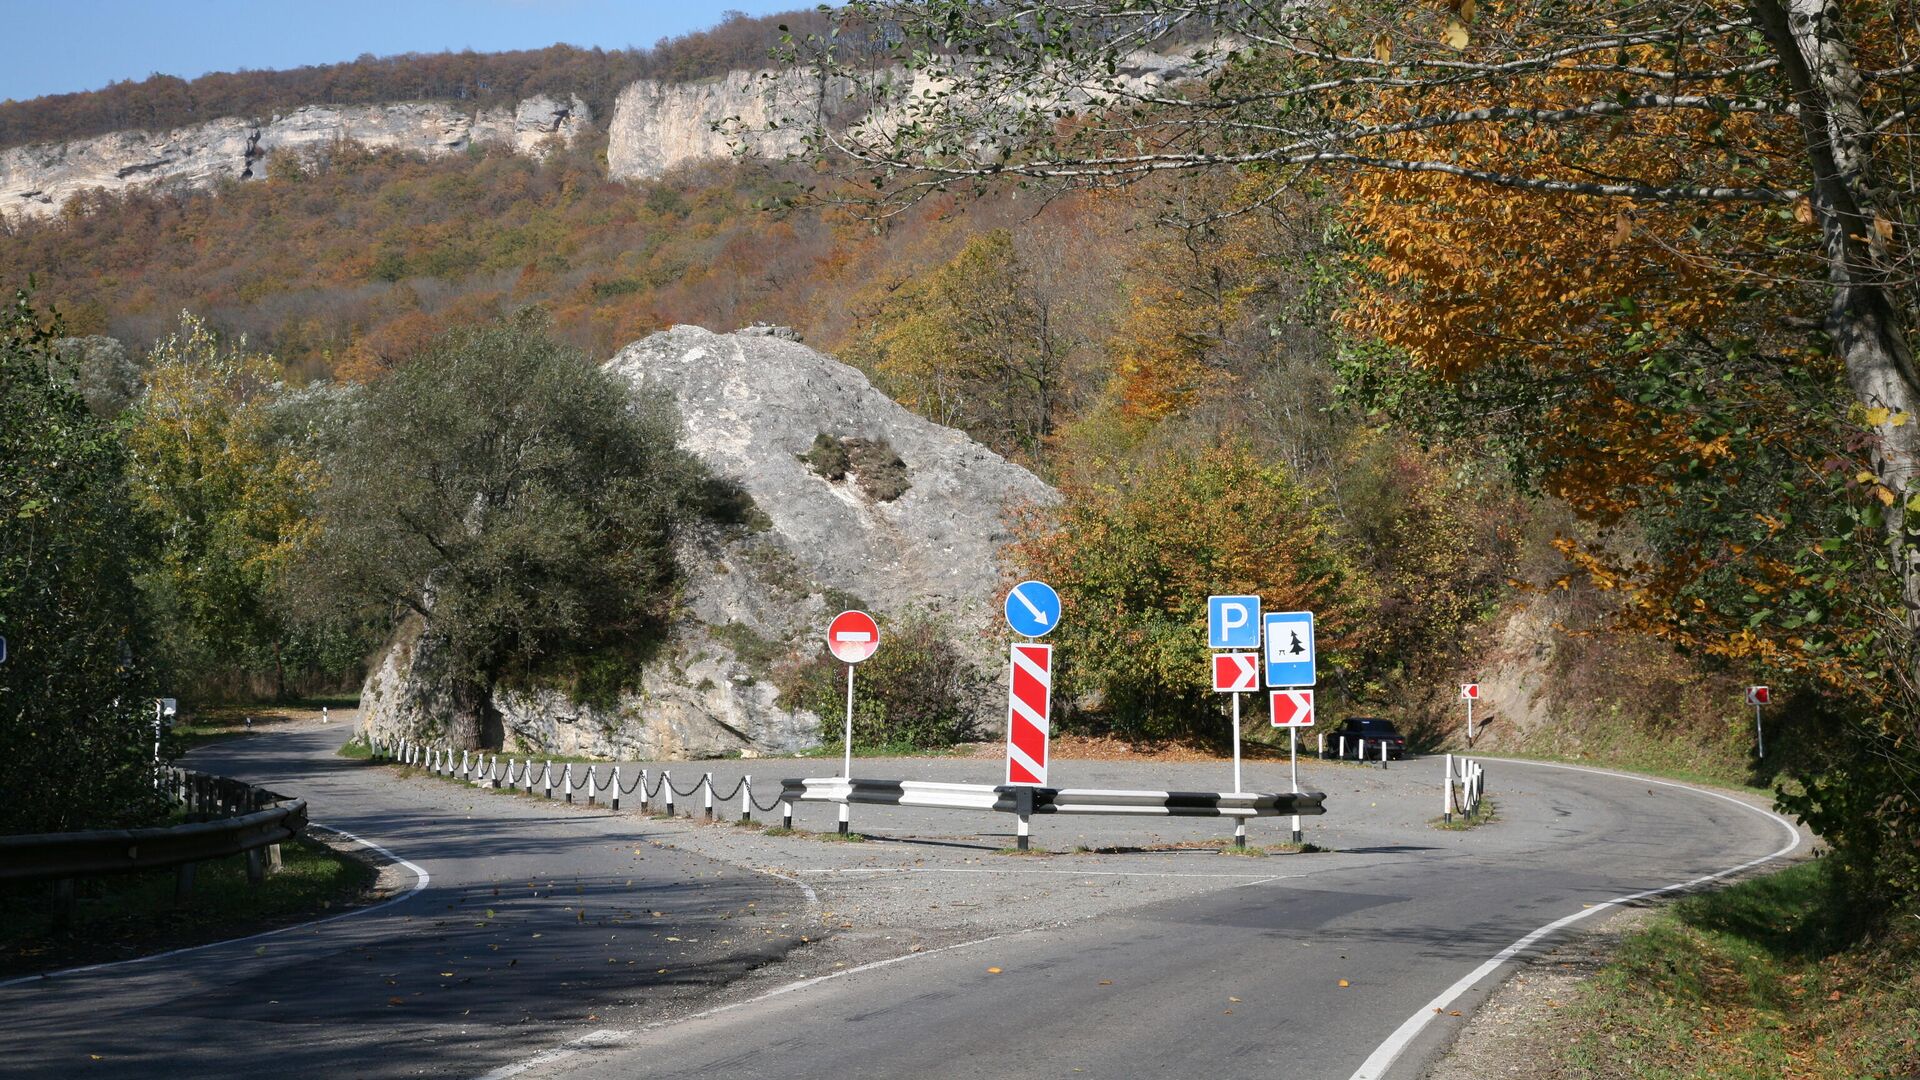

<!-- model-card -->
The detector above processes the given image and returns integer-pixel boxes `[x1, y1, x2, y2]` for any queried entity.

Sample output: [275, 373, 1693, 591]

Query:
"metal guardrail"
[780, 776, 1327, 848]
[372, 736, 1329, 850]
[0, 769, 307, 887]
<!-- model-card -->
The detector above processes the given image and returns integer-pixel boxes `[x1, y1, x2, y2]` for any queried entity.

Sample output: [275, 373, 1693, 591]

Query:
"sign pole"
[1231, 692, 1243, 794]
[841, 662, 854, 834]
[1289, 725, 1301, 844]
[1466, 695, 1475, 744]
[1754, 701, 1765, 759]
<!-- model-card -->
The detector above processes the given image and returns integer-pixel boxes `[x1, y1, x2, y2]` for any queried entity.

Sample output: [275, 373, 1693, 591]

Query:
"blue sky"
[0, 1, 798, 103]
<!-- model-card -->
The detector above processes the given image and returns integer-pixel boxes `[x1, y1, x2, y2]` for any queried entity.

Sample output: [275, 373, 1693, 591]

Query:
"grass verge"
[0, 834, 379, 978]
[1556, 860, 1919, 1079]
[1432, 796, 1496, 831]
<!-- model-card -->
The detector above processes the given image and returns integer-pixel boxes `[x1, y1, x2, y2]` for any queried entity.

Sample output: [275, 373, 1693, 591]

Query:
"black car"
[1328, 717, 1407, 760]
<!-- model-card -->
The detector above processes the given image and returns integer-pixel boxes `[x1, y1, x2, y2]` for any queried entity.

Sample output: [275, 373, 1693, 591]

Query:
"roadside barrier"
[780, 776, 1326, 849]
[1, 768, 308, 917]
[366, 736, 1325, 850]
[1443, 754, 1488, 823]
[370, 737, 789, 823]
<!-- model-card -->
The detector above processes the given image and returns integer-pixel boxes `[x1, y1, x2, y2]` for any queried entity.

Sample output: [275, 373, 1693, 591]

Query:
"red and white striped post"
[1004, 643, 1053, 850]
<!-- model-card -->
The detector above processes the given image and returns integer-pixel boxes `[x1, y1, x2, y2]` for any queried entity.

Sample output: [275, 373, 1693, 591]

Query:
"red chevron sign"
[1269, 689, 1315, 727]
[1213, 652, 1259, 693]
[1005, 643, 1052, 785]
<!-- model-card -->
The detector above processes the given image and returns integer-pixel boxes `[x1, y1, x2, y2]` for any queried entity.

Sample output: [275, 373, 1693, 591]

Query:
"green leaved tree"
[300, 312, 720, 749]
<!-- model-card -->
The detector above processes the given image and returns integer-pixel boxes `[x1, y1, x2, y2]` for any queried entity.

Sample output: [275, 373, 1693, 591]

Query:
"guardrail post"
[268, 843, 283, 873]
[246, 847, 266, 885]
[175, 862, 196, 902]
[702, 773, 714, 820]
[740, 775, 752, 823]
[781, 792, 794, 830]
[609, 765, 622, 811]
[1015, 785, 1033, 851]
[663, 771, 675, 817]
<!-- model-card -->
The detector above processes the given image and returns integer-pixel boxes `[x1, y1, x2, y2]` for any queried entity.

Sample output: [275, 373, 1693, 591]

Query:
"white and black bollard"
[782, 795, 794, 831]
[740, 775, 752, 824]
[585, 765, 598, 806]
[609, 765, 622, 811]
[1380, 740, 1388, 769]
[663, 771, 675, 817]
[702, 773, 714, 820]
[1339, 735, 1347, 760]
[543, 761, 555, 799]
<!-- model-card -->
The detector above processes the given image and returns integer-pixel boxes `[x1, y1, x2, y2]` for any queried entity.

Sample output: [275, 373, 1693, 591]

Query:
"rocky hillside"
[359, 324, 1058, 759]
[3, 45, 1214, 218]
[1, 94, 589, 220]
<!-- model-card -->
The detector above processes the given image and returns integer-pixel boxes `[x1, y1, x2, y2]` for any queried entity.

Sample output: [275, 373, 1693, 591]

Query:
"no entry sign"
[1005, 643, 1052, 785]
[1213, 652, 1259, 693]
[1270, 689, 1315, 727]
[826, 610, 880, 664]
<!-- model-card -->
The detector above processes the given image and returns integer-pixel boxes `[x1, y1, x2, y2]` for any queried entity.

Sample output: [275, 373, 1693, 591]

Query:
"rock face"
[604, 50, 1213, 181]
[359, 325, 1058, 760]
[1, 94, 589, 221]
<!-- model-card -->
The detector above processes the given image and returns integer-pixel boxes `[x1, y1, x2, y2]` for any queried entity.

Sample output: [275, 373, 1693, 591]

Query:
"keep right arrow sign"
[1270, 689, 1315, 727]
[1213, 652, 1259, 693]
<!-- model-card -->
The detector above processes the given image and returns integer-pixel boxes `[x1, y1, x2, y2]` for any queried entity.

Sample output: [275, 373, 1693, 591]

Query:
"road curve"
[2, 727, 1802, 1080]
[520, 757, 1801, 1080]
[0, 723, 810, 1079]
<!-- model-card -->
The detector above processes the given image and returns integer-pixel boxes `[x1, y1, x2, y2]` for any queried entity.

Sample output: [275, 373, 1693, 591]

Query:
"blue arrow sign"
[1207, 595, 1261, 649]
[1264, 611, 1316, 687]
[1004, 580, 1061, 638]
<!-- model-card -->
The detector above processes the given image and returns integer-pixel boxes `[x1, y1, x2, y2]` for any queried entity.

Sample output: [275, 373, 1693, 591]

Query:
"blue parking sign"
[1207, 595, 1261, 650]
[1264, 611, 1316, 687]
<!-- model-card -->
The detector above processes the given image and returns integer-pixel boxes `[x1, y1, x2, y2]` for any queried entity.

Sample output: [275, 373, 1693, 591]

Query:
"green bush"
[777, 612, 986, 751]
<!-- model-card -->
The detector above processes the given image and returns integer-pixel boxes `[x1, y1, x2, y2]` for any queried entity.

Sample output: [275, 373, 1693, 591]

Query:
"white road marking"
[0, 823, 430, 990]
[1347, 758, 1805, 1080]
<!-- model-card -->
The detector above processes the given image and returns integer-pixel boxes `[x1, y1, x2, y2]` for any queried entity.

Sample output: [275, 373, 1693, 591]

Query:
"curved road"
[2, 724, 1800, 1080]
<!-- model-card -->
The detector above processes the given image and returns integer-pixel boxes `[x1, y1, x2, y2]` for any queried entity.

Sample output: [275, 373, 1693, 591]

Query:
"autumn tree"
[794, 0, 1920, 907]
[299, 312, 717, 749]
[126, 315, 325, 697]
[846, 228, 1070, 457]
[1014, 445, 1372, 742]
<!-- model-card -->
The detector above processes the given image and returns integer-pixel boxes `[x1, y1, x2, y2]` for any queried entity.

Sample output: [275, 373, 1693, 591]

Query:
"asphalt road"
[1, 725, 1802, 1080]
[0, 724, 810, 1079]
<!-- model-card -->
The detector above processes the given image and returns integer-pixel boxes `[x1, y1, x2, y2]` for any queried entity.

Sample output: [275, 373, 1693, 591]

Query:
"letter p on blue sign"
[1208, 595, 1261, 650]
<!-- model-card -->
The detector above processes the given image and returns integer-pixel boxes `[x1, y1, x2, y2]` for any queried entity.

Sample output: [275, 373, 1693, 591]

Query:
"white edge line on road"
[1347, 758, 1805, 1080]
[0, 823, 430, 990]
[472, 927, 1036, 1080]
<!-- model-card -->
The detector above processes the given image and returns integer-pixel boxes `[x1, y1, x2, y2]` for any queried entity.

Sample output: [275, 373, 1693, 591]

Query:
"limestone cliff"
[358, 325, 1058, 760]
[1, 94, 589, 221]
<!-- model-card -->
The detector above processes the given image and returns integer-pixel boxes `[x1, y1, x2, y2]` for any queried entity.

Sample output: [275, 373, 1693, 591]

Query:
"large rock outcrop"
[359, 325, 1058, 760]
[1, 94, 589, 221]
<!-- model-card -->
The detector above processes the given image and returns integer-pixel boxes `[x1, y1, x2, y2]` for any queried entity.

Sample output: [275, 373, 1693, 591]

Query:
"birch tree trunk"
[1754, 0, 1920, 684]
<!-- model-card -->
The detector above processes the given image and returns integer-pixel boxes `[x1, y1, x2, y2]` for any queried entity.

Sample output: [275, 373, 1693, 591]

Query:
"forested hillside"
[3, 4, 1869, 804]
